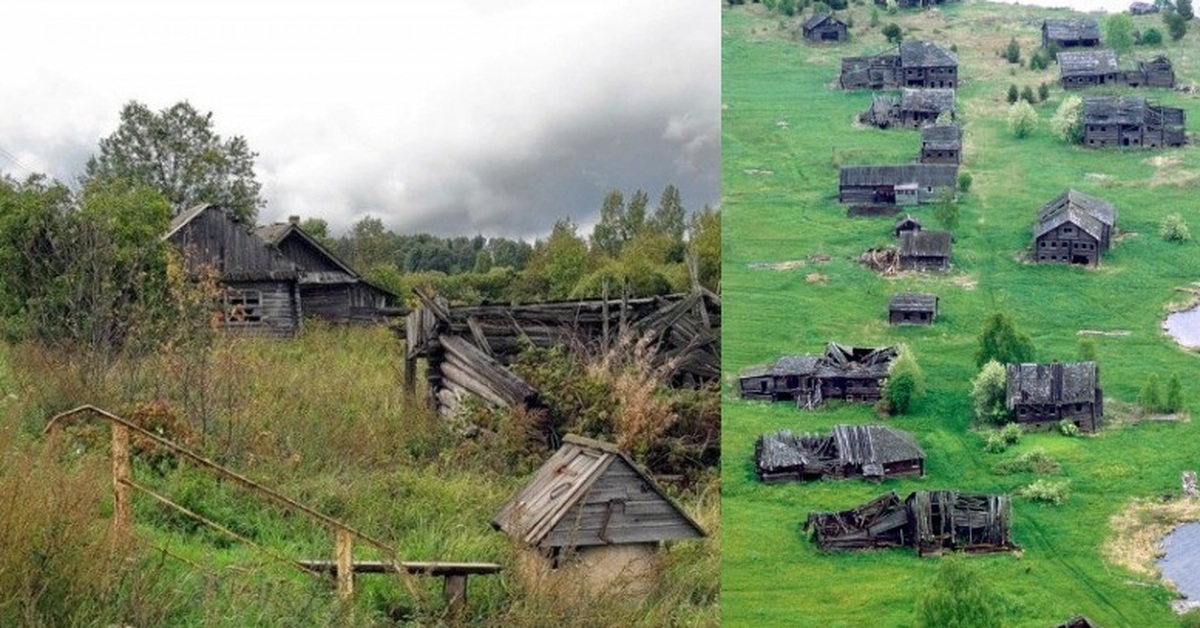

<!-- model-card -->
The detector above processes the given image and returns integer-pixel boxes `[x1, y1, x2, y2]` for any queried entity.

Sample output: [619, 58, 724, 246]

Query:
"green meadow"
[722, 2, 1200, 627]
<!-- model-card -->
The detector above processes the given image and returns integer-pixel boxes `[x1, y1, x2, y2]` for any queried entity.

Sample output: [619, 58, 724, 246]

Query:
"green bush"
[1142, 27, 1164, 45]
[885, 346, 925, 414]
[992, 447, 1061, 475]
[1140, 373, 1164, 412]
[1016, 479, 1070, 505]
[957, 171, 973, 194]
[1000, 422, 1023, 445]
[971, 360, 1011, 426]
[983, 430, 1009, 453]
[1160, 213, 1191, 242]
[883, 22, 902, 42]
[1007, 101, 1037, 138]
[914, 556, 1002, 628]
[1059, 419, 1081, 437]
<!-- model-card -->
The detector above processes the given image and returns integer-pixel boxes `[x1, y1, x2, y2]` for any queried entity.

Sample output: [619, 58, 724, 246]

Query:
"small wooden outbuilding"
[1042, 18, 1101, 49]
[1058, 49, 1120, 89]
[800, 13, 848, 43]
[1006, 361, 1103, 433]
[920, 123, 962, 164]
[1130, 1, 1157, 14]
[756, 424, 926, 483]
[491, 435, 705, 595]
[899, 230, 952, 271]
[893, 214, 923, 237]
[838, 164, 958, 206]
[1033, 189, 1116, 266]
[1123, 55, 1175, 88]
[888, 292, 938, 325]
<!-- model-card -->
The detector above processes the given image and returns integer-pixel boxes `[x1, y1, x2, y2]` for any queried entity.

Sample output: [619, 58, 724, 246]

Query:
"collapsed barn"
[860, 89, 956, 129]
[755, 424, 926, 482]
[1058, 50, 1175, 90]
[399, 288, 721, 421]
[1006, 361, 1103, 433]
[806, 490, 1017, 555]
[738, 343, 896, 408]
[1082, 96, 1186, 148]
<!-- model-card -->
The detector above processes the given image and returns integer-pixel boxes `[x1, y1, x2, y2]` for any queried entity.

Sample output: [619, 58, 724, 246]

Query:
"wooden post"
[443, 574, 467, 614]
[335, 528, 354, 601]
[111, 423, 132, 539]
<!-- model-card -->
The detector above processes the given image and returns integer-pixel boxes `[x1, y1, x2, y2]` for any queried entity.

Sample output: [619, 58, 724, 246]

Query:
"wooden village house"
[1058, 50, 1175, 90]
[1122, 56, 1175, 88]
[755, 424, 926, 483]
[873, 0, 956, 7]
[860, 88, 955, 129]
[491, 435, 705, 595]
[888, 292, 938, 325]
[1033, 189, 1116, 266]
[1130, 1, 1158, 14]
[738, 343, 896, 408]
[1082, 96, 1186, 148]
[1006, 361, 1103, 433]
[898, 230, 952, 271]
[920, 123, 962, 164]
[838, 164, 958, 206]
[840, 40, 957, 89]
[1042, 18, 1101, 49]
[800, 13, 848, 43]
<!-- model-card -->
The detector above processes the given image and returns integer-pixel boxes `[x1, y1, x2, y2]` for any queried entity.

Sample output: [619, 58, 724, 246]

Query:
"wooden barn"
[861, 89, 955, 129]
[1033, 189, 1116, 266]
[807, 490, 1016, 554]
[1042, 18, 1101, 49]
[165, 204, 301, 337]
[800, 13, 848, 43]
[1058, 49, 1120, 89]
[1130, 1, 1158, 14]
[737, 343, 896, 408]
[873, 0, 956, 7]
[838, 164, 958, 206]
[1082, 96, 1186, 148]
[888, 292, 938, 325]
[920, 123, 962, 164]
[840, 40, 956, 89]
[1006, 361, 1103, 433]
[254, 217, 398, 324]
[1123, 55, 1175, 88]
[491, 435, 705, 595]
[899, 230, 952, 271]
[893, 214, 923, 237]
[755, 424, 926, 483]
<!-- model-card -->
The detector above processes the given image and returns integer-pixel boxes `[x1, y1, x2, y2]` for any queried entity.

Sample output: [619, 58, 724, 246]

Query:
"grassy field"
[722, 2, 1200, 627]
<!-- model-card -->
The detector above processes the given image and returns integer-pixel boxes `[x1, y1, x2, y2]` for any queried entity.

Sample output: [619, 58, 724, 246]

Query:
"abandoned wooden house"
[800, 13, 848, 43]
[165, 204, 302, 337]
[838, 164, 958, 206]
[873, 0, 956, 7]
[860, 89, 955, 129]
[1033, 189, 1116, 266]
[806, 490, 1016, 554]
[1122, 55, 1175, 88]
[737, 343, 897, 408]
[755, 424, 926, 483]
[1082, 96, 1186, 148]
[898, 230, 952, 271]
[1006, 361, 1103, 433]
[1055, 616, 1101, 628]
[254, 217, 398, 324]
[1057, 49, 1120, 89]
[1042, 18, 1101, 49]
[840, 40, 957, 89]
[401, 289, 720, 420]
[919, 123, 962, 164]
[888, 292, 938, 325]
[491, 434, 705, 595]
[1129, 1, 1158, 14]
[893, 214, 923, 237]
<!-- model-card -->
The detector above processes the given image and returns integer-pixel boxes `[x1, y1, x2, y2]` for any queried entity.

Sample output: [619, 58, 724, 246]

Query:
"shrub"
[1037, 82, 1050, 102]
[1007, 101, 1037, 139]
[975, 313, 1035, 367]
[1166, 10, 1189, 42]
[1003, 37, 1021, 63]
[885, 345, 925, 414]
[1006, 84, 1019, 104]
[1059, 419, 1080, 437]
[957, 170, 973, 194]
[1016, 479, 1070, 505]
[1166, 373, 1186, 413]
[1000, 422, 1023, 445]
[971, 360, 1011, 425]
[886, 0, 899, 14]
[984, 431, 1009, 453]
[1160, 213, 1191, 242]
[1142, 27, 1164, 45]
[1052, 95, 1084, 144]
[1077, 337, 1097, 362]
[1029, 49, 1050, 70]
[932, 189, 959, 231]
[883, 22, 902, 42]
[992, 447, 1061, 474]
[870, 6, 880, 27]
[1020, 85, 1036, 104]
[914, 555, 1002, 628]
[1139, 373, 1164, 413]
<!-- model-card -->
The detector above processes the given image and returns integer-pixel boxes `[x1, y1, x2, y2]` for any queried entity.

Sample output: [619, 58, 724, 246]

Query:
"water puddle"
[1164, 306, 1200, 349]
[1157, 522, 1200, 612]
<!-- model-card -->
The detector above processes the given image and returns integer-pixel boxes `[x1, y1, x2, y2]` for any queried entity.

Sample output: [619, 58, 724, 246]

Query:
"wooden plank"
[112, 423, 131, 539]
[297, 560, 502, 575]
[336, 528, 353, 601]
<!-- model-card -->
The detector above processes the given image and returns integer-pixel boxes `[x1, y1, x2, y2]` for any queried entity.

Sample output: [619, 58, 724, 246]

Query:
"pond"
[1164, 306, 1200, 350]
[1158, 522, 1200, 612]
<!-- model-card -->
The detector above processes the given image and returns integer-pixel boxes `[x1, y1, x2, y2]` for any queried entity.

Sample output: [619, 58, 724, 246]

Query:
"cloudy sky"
[3, 0, 719, 239]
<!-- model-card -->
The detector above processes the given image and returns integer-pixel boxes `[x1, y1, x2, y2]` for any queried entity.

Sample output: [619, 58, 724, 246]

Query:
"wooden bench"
[297, 559, 502, 611]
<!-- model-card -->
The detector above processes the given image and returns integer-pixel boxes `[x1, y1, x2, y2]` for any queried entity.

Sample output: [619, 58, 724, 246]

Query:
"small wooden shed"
[920, 123, 962, 164]
[888, 292, 938, 325]
[1058, 49, 1119, 90]
[491, 435, 705, 595]
[898, 230, 952, 271]
[893, 214, 923, 237]
[800, 13, 848, 43]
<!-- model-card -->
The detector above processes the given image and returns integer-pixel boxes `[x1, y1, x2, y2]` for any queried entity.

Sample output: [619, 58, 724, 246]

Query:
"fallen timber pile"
[398, 289, 721, 421]
[805, 490, 1017, 555]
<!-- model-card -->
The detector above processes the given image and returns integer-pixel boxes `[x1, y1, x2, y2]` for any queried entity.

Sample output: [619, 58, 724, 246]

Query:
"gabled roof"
[888, 292, 938, 312]
[901, 88, 955, 114]
[921, 123, 961, 148]
[1006, 362, 1099, 408]
[831, 424, 925, 467]
[1043, 18, 1101, 41]
[899, 230, 952, 258]
[491, 434, 705, 549]
[1057, 49, 1118, 76]
[1082, 95, 1150, 124]
[802, 13, 844, 30]
[817, 343, 896, 379]
[899, 40, 957, 68]
[1035, 190, 1116, 240]
[164, 203, 217, 241]
[840, 164, 959, 188]
[894, 214, 923, 235]
[253, 221, 358, 277]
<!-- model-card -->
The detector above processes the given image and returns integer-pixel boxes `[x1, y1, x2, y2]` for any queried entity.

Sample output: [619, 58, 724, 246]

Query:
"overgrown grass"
[723, 2, 1200, 626]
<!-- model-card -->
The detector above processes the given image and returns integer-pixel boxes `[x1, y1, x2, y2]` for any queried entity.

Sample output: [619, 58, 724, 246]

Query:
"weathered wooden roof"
[901, 88, 955, 114]
[1082, 95, 1150, 124]
[921, 123, 961, 148]
[839, 164, 959, 188]
[1035, 189, 1116, 240]
[1006, 362, 1099, 408]
[254, 222, 359, 277]
[802, 13, 843, 30]
[1043, 18, 1101, 41]
[164, 203, 219, 241]
[816, 343, 896, 379]
[888, 292, 938, 312]
[491, 434, 705, 549]
[1057, 49, 1118, 76]
[163, 204, 299, 281]
[831, 424, 925, 467]
[756, 430, 819, 471]
[1130, 1, 1157, 13]
[899, 230, 952, 258]
[894, 214, 923, 235]
[738, 355, 822, 380]
[757, 425, 923, 478]
[899, 40, 957, 68]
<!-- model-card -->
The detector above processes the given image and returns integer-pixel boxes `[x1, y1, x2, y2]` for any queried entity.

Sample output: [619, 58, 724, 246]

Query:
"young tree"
[885, 346, 925, 414]
[1006, 84, 1020, 104]
[1077, 337, 1098, 362]
[1178, 0, 1194, 20]
[1140, 373, 1165, 412]
[1106, 14, 1136, 54]
[914, 555, 1003, 628]
[1142, 27, 1164, 45]
[1007, 100, 1037, 139]
[883, 23, 903, 43]
[975, 312, 1035, 366]
[649, 184, 687, 262]
[1037, 82, 1050, 102]
[1165, 10, 1189, 40]
[932, 188, 960, 231]
[1020, 85, 1036, 104]
[1160, 213, 1191, 242]
[688, 206, 721, 292]
[1052, 95, 1085, 144]
[958, 170, 973, 194]
[591, 189, 628, 257]
[1166, 373, 1186, 413]
[1003, 37, 1021, 63]
[84, 101, 265, 224]
[971, 360, 1011, 425]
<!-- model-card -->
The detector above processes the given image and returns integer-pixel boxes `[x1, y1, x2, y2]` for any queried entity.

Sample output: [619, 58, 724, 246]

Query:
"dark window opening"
[225, 290, 263, 324]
